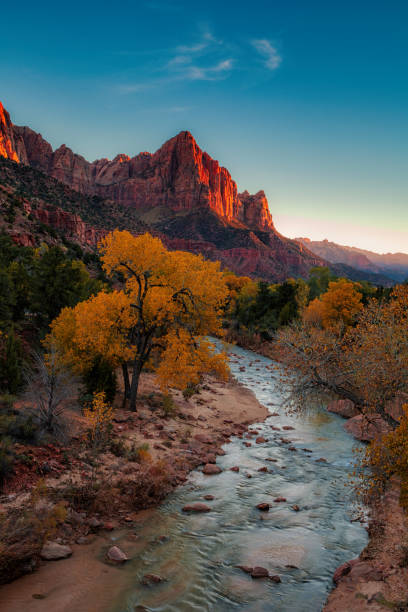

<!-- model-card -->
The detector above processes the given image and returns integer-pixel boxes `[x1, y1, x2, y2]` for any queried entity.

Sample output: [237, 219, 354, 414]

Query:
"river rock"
[327, 399, 359, 418]
[142, 573, 164, 585]
[282, 426, 295, 430]
[255, 436, 267, 444]
[244, 442, 252, 447]
[41, 541, 72, 560]
[270, 575, 281, 583]
[332, 558, 359, 584]
[204, 494, 214, 500]
[344, 414, 390, 441]
[230, 466, 240, 472]
[274, 497, 286, 502]
[182, 503, 211, 513]
[107, 546, 128, 563]
[251, 566, 269, 578]
[256, 503, 270, 511]
[258, 467, 268, 472]
[202, 464, 222, 475]
[292, 504, 300, 512]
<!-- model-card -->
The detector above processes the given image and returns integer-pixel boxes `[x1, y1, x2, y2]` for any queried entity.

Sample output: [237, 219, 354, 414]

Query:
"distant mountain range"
[0, 100, 401, 286]
[297, 238, 408, 283]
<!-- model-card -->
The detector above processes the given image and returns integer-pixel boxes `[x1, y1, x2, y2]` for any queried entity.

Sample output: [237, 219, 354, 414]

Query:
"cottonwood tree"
[50, 231, 229, 410]
[277, 285, 408, 430]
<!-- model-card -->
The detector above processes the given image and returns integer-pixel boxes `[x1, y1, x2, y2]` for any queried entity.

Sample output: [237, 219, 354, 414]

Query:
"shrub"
[119, 459, 175, 510]
[83, 392, 113, 452]
[127, 442, 150, 463]
[182, 382, 199, 400]
[162, 394, 176, 418]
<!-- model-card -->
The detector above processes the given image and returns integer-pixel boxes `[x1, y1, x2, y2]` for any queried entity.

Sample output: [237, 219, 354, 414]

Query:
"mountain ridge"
[0, 101, 396, 285]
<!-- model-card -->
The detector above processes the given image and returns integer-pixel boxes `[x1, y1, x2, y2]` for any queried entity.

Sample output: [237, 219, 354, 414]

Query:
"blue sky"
[1, 0, 407, 253]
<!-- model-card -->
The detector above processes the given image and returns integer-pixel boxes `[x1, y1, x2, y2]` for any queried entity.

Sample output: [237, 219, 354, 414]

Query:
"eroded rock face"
[0, 100, 327, 282]
[0, 102, 21, 162]
[13, 127, 275, 232]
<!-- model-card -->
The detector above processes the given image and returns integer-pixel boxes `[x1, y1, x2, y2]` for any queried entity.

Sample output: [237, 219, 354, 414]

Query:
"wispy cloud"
[252, 39, 282, 70]
[116, 31, 281, 95]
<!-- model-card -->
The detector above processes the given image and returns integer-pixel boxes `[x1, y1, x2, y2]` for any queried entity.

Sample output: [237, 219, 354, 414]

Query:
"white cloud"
[252, 39, 282, 70]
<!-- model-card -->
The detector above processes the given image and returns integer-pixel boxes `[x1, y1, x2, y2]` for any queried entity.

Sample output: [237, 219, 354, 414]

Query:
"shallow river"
[111, 343, 367, 612]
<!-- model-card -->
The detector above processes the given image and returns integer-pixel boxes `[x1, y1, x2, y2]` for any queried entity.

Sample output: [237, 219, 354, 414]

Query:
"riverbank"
[0, 370, 269, 610]
[324, 481, 408, 611]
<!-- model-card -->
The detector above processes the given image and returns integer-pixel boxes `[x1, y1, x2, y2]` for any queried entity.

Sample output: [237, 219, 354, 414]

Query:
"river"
[108, 342, 367, 611]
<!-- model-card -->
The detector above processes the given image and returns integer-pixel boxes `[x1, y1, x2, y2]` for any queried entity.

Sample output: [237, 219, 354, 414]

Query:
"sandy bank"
[0, 374, 268, 611]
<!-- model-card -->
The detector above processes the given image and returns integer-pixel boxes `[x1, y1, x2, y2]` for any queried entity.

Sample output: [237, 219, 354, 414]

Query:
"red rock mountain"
[2, 100, 375, 282]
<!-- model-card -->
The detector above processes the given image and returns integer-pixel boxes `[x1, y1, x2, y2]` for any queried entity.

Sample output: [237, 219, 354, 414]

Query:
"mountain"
[297, 238, 408, 283]
[0, 101, 395, 284]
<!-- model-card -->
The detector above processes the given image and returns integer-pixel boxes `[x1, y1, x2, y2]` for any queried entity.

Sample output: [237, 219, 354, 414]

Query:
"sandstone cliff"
[0, 100, 345, 282]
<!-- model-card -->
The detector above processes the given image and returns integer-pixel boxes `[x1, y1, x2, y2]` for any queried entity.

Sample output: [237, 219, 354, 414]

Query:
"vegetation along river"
[110, 342, 368, 612]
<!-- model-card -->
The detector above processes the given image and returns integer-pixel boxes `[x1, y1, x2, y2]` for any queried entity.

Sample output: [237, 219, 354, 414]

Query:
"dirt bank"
[0, 373, 268, 611]
[324, 482, 408, 611]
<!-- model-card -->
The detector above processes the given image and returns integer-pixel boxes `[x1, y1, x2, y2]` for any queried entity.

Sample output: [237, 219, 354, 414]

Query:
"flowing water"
[110, 343, 367, 612]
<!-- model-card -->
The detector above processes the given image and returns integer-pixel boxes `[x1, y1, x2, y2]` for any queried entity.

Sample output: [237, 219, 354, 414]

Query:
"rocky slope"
[298, 238, 408, 283]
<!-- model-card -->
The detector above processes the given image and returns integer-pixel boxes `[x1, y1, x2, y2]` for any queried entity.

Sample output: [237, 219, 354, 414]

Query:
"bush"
[182, 382, 199, 400]
[127, 442, 150, 463]
[162, 394, 176, 418]
[119, 460, 175, 509]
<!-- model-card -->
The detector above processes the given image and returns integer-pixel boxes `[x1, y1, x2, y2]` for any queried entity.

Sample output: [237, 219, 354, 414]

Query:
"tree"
[24, 347, 78, 439]
[31, 246, 102, 330]
[303, 278, 363, 329]
[277, 285, 408, 429]
[50, 231, 229, 410]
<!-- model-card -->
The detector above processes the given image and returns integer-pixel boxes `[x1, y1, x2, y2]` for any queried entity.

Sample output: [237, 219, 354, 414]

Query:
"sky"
[1, 0, 407, 253]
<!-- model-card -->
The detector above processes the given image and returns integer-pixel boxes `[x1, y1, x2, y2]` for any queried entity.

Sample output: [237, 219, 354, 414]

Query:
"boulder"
[182, 503, 211, 513]
[251, 566, 269, 578]
[202, 464, 222, 475]
[327, 399, 359, 418]
[107, 546, 128, 563]
[344, 414, 390, 442]
[40, 541, 72, 561]
[270, 575, 281, 583]
[256, 503, 270, 511]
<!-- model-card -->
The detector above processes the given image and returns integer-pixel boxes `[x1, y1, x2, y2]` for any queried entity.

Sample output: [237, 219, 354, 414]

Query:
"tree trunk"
[129, 360, 142, 411]
[122, 363, 131, 399]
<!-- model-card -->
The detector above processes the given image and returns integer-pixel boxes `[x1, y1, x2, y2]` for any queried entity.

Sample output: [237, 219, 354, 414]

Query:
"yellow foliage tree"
[303, 278, 363, 329]
[50, 231, 229, 410]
